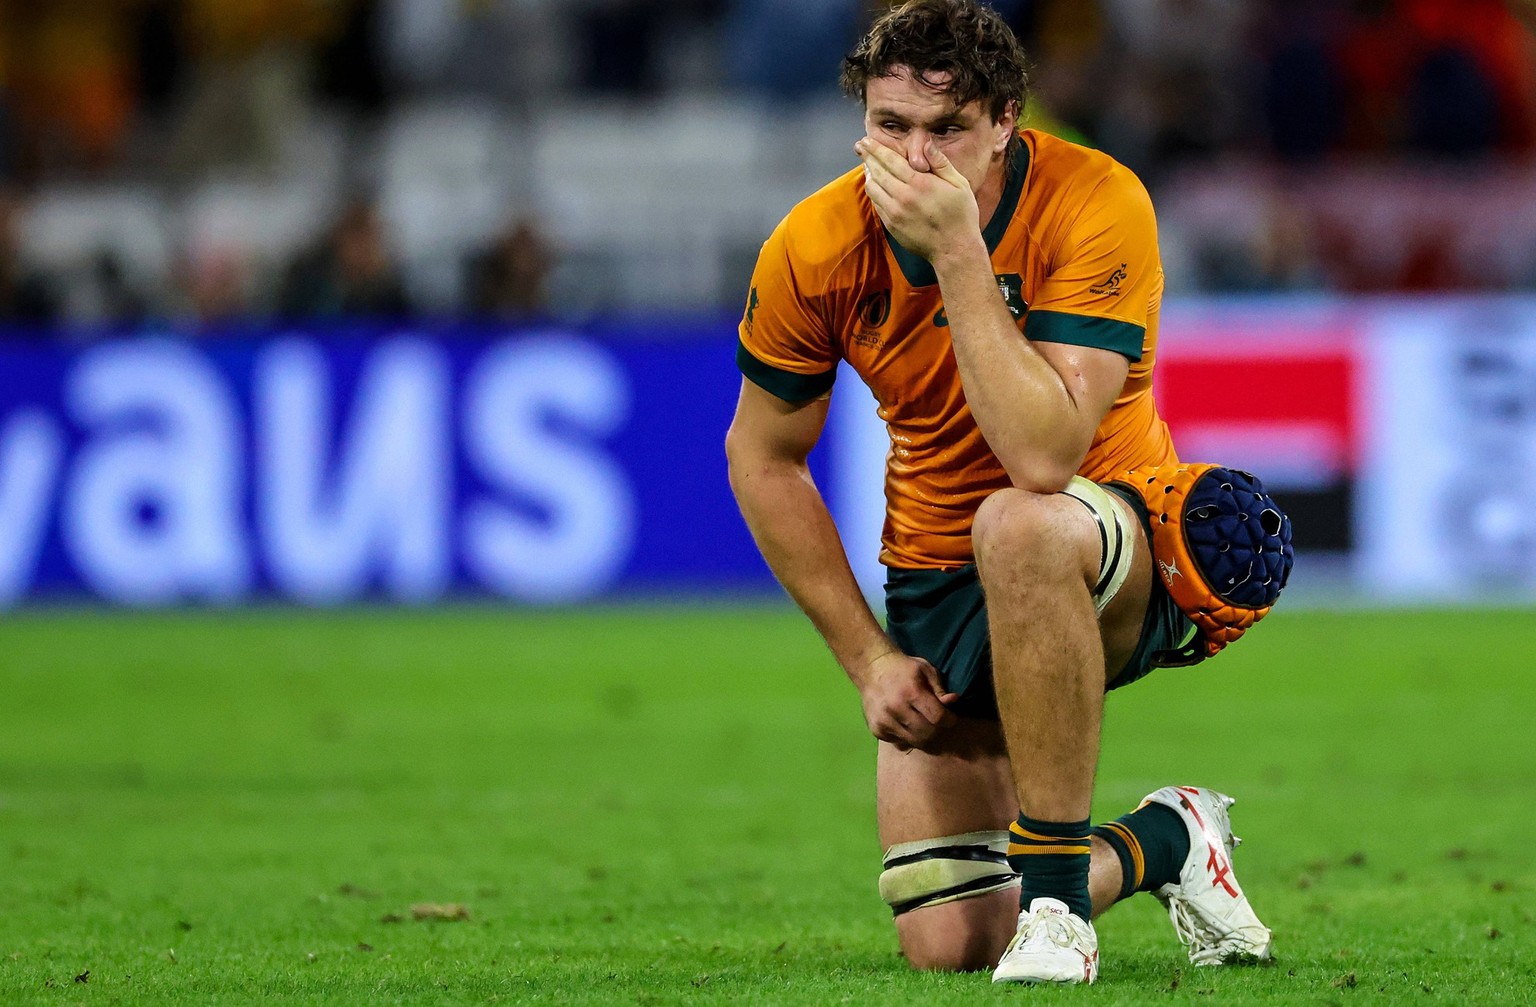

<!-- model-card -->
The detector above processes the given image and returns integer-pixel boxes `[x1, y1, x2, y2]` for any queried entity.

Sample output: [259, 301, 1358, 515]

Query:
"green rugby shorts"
[882, 483, 1193, 721]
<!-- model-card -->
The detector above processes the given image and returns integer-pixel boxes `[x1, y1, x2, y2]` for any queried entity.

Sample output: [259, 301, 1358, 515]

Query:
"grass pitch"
[1, 604, 1533, 1005]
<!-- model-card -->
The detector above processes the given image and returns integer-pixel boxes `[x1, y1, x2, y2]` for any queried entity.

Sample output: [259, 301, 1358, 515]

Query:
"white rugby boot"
[1143, 786, 1273, 965]
[991, 897, 1099, 985]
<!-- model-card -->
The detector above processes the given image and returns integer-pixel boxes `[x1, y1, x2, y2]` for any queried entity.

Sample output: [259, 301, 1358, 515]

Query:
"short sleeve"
[1024, 163, 1161, 363]
[737, 219, 838, 402]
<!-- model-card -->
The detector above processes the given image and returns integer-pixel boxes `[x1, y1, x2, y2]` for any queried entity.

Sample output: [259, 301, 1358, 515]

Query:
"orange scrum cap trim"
[1112, 463, 1294, 667]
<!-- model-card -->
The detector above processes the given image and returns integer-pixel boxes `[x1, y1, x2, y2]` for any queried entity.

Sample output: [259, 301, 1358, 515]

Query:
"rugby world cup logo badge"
[854, 289, 891, 349]
[857, 289, 891, 328]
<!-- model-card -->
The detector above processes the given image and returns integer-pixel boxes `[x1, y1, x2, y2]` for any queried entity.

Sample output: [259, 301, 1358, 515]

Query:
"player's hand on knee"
[859, 652, 960, 751]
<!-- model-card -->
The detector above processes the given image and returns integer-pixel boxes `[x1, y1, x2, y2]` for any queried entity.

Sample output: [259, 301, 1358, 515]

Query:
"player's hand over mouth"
[858, 650, 960, 751]
[856, 138, 982, 265]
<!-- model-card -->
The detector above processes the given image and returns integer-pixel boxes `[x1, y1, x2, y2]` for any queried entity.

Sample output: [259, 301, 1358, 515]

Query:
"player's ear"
[994, 100, 1018, 152]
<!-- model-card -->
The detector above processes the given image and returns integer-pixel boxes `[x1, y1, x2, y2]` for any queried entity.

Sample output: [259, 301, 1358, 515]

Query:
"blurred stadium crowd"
[1, 0, 1534, 334]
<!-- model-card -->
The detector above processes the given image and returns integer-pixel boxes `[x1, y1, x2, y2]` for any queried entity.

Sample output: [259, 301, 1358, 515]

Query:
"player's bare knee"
[898, 921, 1002, 972]
[972, 488, 1046, 564]
[972, 488, 1083, 584]
[893, 895, 1017, 972]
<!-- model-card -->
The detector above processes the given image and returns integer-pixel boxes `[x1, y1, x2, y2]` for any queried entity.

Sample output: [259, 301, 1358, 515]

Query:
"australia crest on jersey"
[932, 273, 1028, 329]
[996, 273, 1027, 319]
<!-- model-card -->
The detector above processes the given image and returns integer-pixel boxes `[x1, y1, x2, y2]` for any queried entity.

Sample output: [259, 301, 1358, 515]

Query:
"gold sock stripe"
[1006, 843, 1093, 856]
[1008, 823, 1092, 845]
[1100, 821, 1145, 888]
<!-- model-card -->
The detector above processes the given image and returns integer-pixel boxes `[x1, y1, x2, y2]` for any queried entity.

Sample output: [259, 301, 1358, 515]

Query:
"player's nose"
[905, 135, 931, 171]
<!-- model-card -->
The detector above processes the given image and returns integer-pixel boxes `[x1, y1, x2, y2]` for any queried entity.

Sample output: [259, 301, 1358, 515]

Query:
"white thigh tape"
[1062, 476, 1135, 615]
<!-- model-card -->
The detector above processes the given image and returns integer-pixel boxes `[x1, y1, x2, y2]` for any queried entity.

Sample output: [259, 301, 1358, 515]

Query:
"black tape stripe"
[890, 874, 1021, 917]
[1096, 511, 1125, 597]
[883, 845, 1010, 870]
[1065, 490, 1118, 595]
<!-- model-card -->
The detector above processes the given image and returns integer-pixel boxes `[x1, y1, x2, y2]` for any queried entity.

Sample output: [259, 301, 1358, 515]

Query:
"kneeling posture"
[727, 0, 1286, 985]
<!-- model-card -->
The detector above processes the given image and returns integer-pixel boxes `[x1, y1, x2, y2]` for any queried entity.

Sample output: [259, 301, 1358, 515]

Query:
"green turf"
[1, 604, 1532, 1005]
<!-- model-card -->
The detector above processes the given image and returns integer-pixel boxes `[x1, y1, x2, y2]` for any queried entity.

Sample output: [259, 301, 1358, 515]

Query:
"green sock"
[1092, 802, 1190, 900]
[1006, 813, 1092, 920]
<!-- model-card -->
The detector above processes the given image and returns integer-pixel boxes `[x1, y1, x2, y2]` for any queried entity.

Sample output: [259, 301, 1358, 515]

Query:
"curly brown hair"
[840, 0, 1029, 123]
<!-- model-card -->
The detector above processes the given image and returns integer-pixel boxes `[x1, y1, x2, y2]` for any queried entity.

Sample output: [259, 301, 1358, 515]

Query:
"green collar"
[884, 136, 1030, 288]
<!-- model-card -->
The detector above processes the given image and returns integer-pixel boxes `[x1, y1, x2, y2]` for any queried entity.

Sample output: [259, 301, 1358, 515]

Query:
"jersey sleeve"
[736, 218, 839, 402]
[1024, 163, 1161, 362]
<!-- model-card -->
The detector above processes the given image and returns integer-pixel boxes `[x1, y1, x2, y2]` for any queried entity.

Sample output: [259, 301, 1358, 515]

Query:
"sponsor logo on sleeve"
[744, 286, 760, 333]
[1090, 263, 1127, 296]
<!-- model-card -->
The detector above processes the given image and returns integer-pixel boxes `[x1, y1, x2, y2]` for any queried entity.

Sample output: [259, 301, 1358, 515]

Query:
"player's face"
[863, 68, 1016, 197]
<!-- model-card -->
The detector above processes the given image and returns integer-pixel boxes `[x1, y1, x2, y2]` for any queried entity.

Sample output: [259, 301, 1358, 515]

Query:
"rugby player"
[725, 0, 1279, 986]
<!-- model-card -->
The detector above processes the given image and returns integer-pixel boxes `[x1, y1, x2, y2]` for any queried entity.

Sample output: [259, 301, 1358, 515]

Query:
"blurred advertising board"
[2, 298, 1534, 608]
[0, 321, 797, 606]
[1356, 300, 1536, 600]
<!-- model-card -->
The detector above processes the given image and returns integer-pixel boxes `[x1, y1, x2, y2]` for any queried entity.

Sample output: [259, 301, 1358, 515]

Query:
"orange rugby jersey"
[737, 129, 1178, 569]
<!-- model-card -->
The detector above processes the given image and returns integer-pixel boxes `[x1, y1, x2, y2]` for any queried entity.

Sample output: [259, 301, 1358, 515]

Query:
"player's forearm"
[932, 242, 1091, 491]
[727, 455, 896, 685]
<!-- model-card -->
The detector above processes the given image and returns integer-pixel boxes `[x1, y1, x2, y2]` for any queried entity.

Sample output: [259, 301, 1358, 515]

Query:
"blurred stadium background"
[3, 0, 1535, 608]
[4, 1, 1536, 1000]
